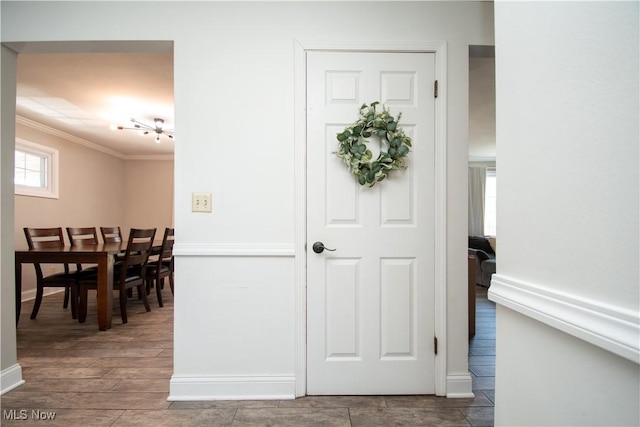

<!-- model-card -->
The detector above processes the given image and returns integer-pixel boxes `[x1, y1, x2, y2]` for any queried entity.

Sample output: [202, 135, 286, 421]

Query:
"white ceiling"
[16, 51, 174, 157]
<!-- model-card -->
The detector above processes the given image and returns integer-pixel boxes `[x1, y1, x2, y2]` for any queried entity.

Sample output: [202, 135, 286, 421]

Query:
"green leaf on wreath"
[334, 101, 413, 188]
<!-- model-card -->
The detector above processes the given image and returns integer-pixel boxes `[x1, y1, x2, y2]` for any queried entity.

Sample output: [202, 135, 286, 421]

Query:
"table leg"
[15, 260, 22, 325]
[96, 254, 114, 331]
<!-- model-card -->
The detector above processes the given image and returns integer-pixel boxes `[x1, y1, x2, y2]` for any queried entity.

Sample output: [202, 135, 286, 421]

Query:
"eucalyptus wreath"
[334, 101, 412, 187]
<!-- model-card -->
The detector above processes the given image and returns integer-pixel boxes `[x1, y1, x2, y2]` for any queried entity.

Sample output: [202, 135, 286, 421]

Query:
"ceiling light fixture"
[116, 117, 174, 143]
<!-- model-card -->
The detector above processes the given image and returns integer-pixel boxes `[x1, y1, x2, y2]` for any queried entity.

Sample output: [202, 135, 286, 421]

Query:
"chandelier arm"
[130, 120, 156, 131]
[116, 118, 175, 142]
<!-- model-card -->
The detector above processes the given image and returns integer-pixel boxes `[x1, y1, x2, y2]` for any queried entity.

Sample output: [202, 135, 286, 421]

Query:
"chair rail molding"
[489, 274, 640, 365]
[173, 243, 295, 258]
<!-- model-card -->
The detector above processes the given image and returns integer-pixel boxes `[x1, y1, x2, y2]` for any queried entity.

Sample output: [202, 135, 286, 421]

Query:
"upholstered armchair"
[468, 236, 496, 287]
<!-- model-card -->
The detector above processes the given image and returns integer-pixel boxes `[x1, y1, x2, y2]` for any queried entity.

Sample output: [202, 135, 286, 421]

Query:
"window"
[14, 139, 59, 199]
[484, 167, 496, 236]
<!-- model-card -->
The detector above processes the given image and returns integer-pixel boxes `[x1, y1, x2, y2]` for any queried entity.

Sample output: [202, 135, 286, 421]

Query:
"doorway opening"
[5, 39, 176, 354]
[467, 44, 496, 395]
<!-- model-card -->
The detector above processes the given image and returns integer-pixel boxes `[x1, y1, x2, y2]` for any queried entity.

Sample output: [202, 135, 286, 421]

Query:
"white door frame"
[293, 40, 448, 397]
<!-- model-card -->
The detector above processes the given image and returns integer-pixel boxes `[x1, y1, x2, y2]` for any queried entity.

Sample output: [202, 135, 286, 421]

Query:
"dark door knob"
[312, 242, 336, 254]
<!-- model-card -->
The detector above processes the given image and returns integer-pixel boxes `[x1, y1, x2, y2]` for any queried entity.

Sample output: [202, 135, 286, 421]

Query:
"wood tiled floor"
[2, 286, 495, 426]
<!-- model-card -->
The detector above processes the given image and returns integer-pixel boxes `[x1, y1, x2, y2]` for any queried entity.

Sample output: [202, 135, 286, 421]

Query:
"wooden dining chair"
[146, 227, 175, 307]
[77, 228, 156, 324]
[66, 227, 100, 275]
[100, 226, 126, 261]
[23, 227, 79, 320]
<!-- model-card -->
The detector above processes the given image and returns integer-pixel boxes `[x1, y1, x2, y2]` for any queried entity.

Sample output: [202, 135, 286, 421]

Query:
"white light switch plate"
[192, 192, 212, 213]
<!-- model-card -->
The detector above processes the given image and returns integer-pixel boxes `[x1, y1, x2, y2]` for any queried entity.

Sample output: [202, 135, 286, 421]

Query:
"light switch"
[192, 192, 212, 213]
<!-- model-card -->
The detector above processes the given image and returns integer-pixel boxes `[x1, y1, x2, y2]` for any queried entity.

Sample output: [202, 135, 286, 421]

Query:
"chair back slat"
[100, 226, 123, 243]
[67, 227, 99, 246]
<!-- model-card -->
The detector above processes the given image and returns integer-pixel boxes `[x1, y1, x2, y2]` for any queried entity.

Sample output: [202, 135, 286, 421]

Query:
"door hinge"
[434, 80, 438, 98]
[434, 336, 438, 355]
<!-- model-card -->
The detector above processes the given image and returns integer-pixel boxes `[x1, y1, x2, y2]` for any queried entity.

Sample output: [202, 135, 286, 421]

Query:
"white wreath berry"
[334, 102, 412, 187]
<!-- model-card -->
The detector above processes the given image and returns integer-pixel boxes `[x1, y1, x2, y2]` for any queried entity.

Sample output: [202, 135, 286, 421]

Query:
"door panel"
[307, 51, 436, 395]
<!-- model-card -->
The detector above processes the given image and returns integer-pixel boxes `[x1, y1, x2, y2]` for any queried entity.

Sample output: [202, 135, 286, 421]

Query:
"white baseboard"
[21, 287, 64, 302]
[1, 364, 25, 395]
[446, 373, 474, 398]
[168, 375, 296, 401]
[489, 274, 640, 365]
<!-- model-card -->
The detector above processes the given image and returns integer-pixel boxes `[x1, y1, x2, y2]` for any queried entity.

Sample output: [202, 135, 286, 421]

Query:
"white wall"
[0, 1, 494, 399]
[0, 45, 24, 394]
[492, 2, 639, 425]
[469, 56, 496, 160]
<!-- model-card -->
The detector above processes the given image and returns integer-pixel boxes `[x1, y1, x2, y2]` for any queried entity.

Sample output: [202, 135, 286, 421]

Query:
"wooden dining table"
[15, 241, 130, 331]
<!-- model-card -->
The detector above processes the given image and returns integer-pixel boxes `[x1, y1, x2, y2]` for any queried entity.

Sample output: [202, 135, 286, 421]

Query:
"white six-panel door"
[306, 51, 437, 395]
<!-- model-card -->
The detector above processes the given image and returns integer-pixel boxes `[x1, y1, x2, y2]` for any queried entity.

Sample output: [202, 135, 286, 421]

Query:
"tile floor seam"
[108, 409, 127, 427]
[229, 407, 239, 426]
[457, 407, 474, 426]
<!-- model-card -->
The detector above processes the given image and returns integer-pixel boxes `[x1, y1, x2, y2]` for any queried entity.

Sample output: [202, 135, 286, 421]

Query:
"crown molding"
[17, 115, 126, 159]
[16, 116, 174, 161]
